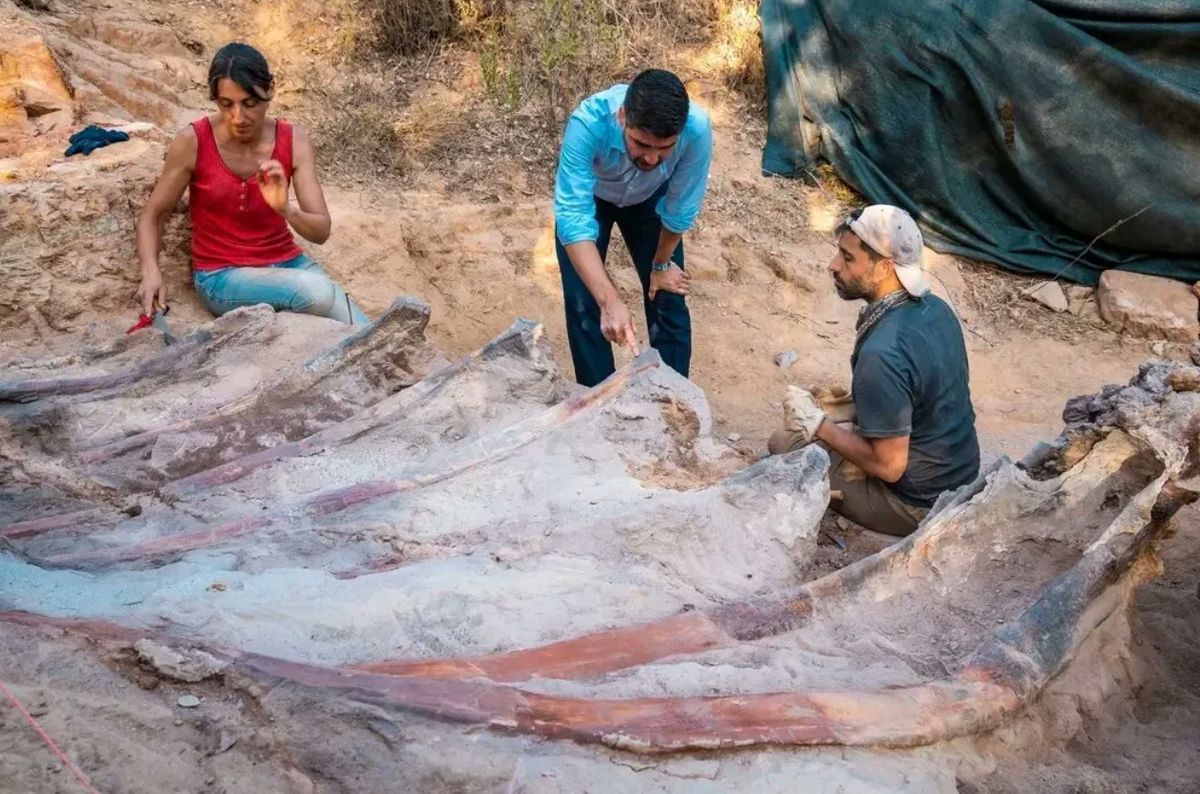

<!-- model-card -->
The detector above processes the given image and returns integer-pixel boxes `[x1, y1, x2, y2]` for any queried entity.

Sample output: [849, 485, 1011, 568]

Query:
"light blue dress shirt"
[554, 84, 714, 246]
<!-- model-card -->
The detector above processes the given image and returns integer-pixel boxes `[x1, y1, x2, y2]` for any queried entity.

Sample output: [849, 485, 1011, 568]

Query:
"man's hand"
[257, 159, 289, 213]
[135, 267, 167, 316]
[783, 386, 826, 444]
[600, 297, 641, 355]
[648, 264, 692, 301]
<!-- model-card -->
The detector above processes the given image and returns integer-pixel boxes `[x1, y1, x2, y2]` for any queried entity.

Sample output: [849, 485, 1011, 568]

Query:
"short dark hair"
[623, 69, 689, 139]
[208, 42, 273, 101]
[835, 207, 885, 262]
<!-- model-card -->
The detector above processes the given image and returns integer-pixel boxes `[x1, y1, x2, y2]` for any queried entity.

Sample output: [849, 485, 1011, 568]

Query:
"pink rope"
[0, 680, 101, 794]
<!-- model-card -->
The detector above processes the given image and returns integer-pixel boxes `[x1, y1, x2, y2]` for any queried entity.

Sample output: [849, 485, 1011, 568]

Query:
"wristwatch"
[651, 260, 673, 272]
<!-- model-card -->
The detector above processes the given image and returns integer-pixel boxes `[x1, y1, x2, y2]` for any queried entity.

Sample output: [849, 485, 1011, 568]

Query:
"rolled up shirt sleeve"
[553, 116, 601, 245]
[656, 114, 713, 234]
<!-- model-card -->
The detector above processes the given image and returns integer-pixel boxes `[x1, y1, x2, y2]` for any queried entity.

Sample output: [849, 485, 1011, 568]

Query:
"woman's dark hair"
[624, 69, 689, 139]
[208, 42, 273, 101]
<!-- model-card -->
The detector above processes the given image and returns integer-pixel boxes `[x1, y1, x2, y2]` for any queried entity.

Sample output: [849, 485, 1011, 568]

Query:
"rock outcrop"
[1097, 270, 1199, 342]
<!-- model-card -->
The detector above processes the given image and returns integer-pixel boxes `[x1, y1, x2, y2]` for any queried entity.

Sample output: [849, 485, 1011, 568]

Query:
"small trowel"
[151, 306, 176, 345]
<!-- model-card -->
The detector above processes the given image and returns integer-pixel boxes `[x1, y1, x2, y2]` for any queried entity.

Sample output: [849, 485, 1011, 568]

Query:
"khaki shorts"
[768, 429, 929, 537]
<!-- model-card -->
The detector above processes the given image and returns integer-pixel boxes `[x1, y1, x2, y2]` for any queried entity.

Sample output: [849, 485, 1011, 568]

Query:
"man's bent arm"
[816, 421, 910, 483]
[656, 113, 712, 237]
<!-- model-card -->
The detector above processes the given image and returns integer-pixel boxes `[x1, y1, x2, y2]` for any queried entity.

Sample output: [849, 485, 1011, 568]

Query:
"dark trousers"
[555, 190, 692, 387]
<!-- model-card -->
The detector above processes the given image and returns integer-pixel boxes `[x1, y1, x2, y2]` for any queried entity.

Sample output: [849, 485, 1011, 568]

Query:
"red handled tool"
[127, 306, 173, 344]
[126, 313, 153, 334]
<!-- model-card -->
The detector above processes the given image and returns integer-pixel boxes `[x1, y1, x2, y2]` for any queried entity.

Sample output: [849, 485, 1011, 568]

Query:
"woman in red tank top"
[134, 43, 367, 324]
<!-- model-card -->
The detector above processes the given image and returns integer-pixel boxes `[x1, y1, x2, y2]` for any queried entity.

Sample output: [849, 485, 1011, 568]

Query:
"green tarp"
[760, 0, 1200, 284]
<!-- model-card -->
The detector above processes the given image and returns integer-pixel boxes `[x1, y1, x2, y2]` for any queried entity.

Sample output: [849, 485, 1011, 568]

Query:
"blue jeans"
[192, 253, 369, 325]
[555, 185, 691, 387]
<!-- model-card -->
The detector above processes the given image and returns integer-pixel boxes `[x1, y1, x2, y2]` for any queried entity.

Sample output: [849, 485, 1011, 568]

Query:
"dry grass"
[351, 0, 765, 117]
[294, 0, 769, 185]
[304, 71, 409, 179]
[355, 0, 506, 56]
[693, 1, 765, 104]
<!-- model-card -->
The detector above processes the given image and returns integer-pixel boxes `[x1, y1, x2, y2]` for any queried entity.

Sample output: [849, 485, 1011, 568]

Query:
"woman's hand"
[257, 159, 289, 213]
[135, 266, 167, 316]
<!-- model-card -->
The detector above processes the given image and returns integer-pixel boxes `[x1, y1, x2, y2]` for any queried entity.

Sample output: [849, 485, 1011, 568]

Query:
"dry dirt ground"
[1, 0, 1198, 791]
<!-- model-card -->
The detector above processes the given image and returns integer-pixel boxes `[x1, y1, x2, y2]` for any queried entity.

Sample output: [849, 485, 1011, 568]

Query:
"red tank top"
[188, 116, 303, 270]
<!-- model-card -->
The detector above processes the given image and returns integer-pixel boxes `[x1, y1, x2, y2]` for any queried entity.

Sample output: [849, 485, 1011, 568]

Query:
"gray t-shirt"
[851, 294, 980, 507]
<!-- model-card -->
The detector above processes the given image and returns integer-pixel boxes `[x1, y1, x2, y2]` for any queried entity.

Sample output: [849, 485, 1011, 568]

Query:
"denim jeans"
[192, 253, 369, 325]
[555, 185, 692, 387]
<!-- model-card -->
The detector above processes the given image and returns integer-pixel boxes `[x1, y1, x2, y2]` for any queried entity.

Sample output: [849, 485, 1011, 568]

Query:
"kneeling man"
[770, 206, 979, 536]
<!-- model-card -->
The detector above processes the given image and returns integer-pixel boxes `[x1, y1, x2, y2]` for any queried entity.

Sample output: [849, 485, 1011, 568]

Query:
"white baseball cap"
[846, 205, 930, 297]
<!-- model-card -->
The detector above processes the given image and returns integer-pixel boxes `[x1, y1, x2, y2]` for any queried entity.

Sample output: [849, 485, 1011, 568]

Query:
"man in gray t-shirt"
[769, 205, 979, 536]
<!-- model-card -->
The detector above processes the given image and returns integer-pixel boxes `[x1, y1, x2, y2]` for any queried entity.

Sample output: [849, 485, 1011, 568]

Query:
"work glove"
[812, 384, 857, 424]
[783, 386, 827, 444]
[64, 125, 130, 157]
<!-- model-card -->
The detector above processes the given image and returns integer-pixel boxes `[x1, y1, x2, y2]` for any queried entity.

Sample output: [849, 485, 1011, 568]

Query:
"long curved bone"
[160, 319, 548, 498]
[0, 479, 1188, 754]
[75, 297, 433, 467]
[0, 508, 108, 540]
[0, 331, 212, 402]
[303, 353, 659, 516]
[23, 354, 656, 570]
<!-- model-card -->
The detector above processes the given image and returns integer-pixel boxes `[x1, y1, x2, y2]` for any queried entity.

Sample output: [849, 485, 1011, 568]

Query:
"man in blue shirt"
[554, 69, 714, 386]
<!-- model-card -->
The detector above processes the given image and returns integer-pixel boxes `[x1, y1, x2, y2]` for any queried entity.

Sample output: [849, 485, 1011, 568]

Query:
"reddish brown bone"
[305, 355, 658, 516]
[25, 355, 656, 570]
[76, 297, 433, 467]
[0, 332, 211, 403]
[0, 471, 1188, 753]
[352, 611, 734, 681]
[36, 516, 275, 570]
[161, 319, 544, 497]
[0, 508, 107, 540]
[7, 481, 1184, 753]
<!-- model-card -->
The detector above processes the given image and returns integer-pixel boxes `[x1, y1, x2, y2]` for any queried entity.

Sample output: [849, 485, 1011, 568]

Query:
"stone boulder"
[1023, 280, 1069, 313]
[0, 34, 75, 157]
[1097, 270, 1199, 342]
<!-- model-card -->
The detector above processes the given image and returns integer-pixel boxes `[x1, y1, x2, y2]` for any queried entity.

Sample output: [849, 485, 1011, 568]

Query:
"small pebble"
[1151, 341, 1167, 357]
[727, 433, 741, 442]
[177, 694, 201, 708]
[775, 351, 798, 368]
